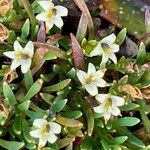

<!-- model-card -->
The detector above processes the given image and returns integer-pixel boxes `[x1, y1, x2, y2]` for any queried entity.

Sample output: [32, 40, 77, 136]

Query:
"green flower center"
[84, 74, 96, 85]
[47, 8, 57, 19]
[16, 51, 29, 60]
[101, 43, 110, 54]
[104, 98, 112, 110]
[41, 124, 51, 136]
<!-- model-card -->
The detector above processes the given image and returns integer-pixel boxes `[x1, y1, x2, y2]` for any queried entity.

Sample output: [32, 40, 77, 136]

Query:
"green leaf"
[60, 111, 82, 119]
[111, 136, 128, 144]
[136, 42, 146, 65]
[7, 30, 16, 43]
[80, 136, 92, 150]
[24, 70, 33, 90]
[13, 114, 22, 135]
[52, 99, 68, 114]
[22, 119, 34, 143]
[40, 93, 54, 105]
[17, 100, 30, 111]
[44, 51, 57, 60]
[120, 103, 140, 111]
[57, 138, 75, 149]
[101, 140, 109, 150]
[113, 117, 140, 127]
[44, 79, 71, 92]
[23, 79, 43, 101]
[0, 139, 24, 150]
[21, 19, 30, 38]
[3, 82, 17, 105]
[116, 28, 127, 45]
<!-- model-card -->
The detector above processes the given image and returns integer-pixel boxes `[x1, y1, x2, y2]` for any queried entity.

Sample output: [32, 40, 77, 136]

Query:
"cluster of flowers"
[3, 0, 125, 148]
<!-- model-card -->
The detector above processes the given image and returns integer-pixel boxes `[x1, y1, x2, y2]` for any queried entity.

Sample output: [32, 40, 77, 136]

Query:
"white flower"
[77, 63, 108, 96]
[36, 0, 68, 32]
[3, 41, 34, 73]
[30, 118, 61, 148]
[94, 94, 125, 123]
[90, 33, 119, 65]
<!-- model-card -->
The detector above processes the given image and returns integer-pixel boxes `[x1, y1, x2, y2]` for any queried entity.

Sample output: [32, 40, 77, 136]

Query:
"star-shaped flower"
[3, 40, 34, 73]
[30, 118, 61, 148]
[94, 94, 125, 123]
[90, 33, 119, 66]
[36, 0, 68, 32]
[77, 63, 108, 96]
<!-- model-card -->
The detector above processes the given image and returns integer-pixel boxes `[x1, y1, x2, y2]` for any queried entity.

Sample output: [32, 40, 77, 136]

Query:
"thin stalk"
[139, 100, 150, 139]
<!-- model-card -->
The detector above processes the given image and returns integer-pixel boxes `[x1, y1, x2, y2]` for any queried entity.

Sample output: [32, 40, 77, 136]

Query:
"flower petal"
[85, 83, 98, 96]
[89, 42, 102, 57]
[3, 51, 15, 59]
[14, 40, 23, 52]
[53, 17, 63, 29]
[24, 41, 34, 57]
[110, 106, 121, 116]
[38, 1, 52, 11]
[47, 133, 58, 144]
[49, 122, 61, 134]
[55, 6, 68, 17]
[103, 112, 111, 123]
[101, 53, 109, 65]
[109, 53, 117, 64]
[77, 70, 87, 84]
[101, 33, 116, 45]
[95, 78, 108, 87]
[30, 129, 41, 138]
[39, 137, 48, 148]
[110, 43, 119, 53]
[95, 69, 106, 78]
[36, 13, 47, 22]
[33, 118, 47, 128]
[111, 96, 125, 106]
[10, 59, 21, 70]
[45, 21, 54, 32]
[94, 104, 105, 113]
[21, 58, 31, 73]
[95, 94, 108, 103]
[87, 63, 96, 75]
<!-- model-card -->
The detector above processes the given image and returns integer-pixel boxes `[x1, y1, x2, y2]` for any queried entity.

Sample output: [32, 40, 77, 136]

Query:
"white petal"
[94, 104, 105, 113]
[45, 21, 54, 32]
[49, 122, 61, 134]
[38, 1, 52, 11]
[33, 118, 47, 128]
[95, 69, 106, 78]
[109, 53, 117, 64]
[36, 13, 47, 21]
[21, 58, 31, 73]
[47, 133, 58, 144]
[101, 33, 116, 45]
[39, 137, 48, 148]
[53, 17, 63, 29]
[87, 63, 96, 75]
[30, 129, 41, 138]
[110, 106, 121, 116]
[55, 6, 68, 17]
[111, 96, 125, 106]
[110, 43, 119, 53]
[14, 40, 23, 52]
[3, 51, 15, 59]
[89, 42, 102, 57]
[10, 59, 21, 70]
[24, 41, 34, 57]
[95, 78, 108, 87]
[85, 83, 98, 96]
[101, 53, 109, 66]
[95, 94, 108, 103]
[103, 112, 111, 123]
[77, 70, 87, 84]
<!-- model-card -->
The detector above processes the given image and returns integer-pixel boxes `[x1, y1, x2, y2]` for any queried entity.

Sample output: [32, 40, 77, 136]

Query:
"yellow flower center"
[104, 98, 112, 110]
[47, 8, 57, 19]
[101, 43, 110, 54]
[84, 74, 96, 85]
[16, 51, 29, 60]
[41, 124, 51, 136]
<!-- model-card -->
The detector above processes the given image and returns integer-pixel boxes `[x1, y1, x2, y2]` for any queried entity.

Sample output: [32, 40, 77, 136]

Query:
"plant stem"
[139, 100, 150, 139]
[19, 0, 37, 36]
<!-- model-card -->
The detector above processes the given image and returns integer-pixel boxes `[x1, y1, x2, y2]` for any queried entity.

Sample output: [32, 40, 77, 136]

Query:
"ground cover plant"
[0, 0, 150, 149]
